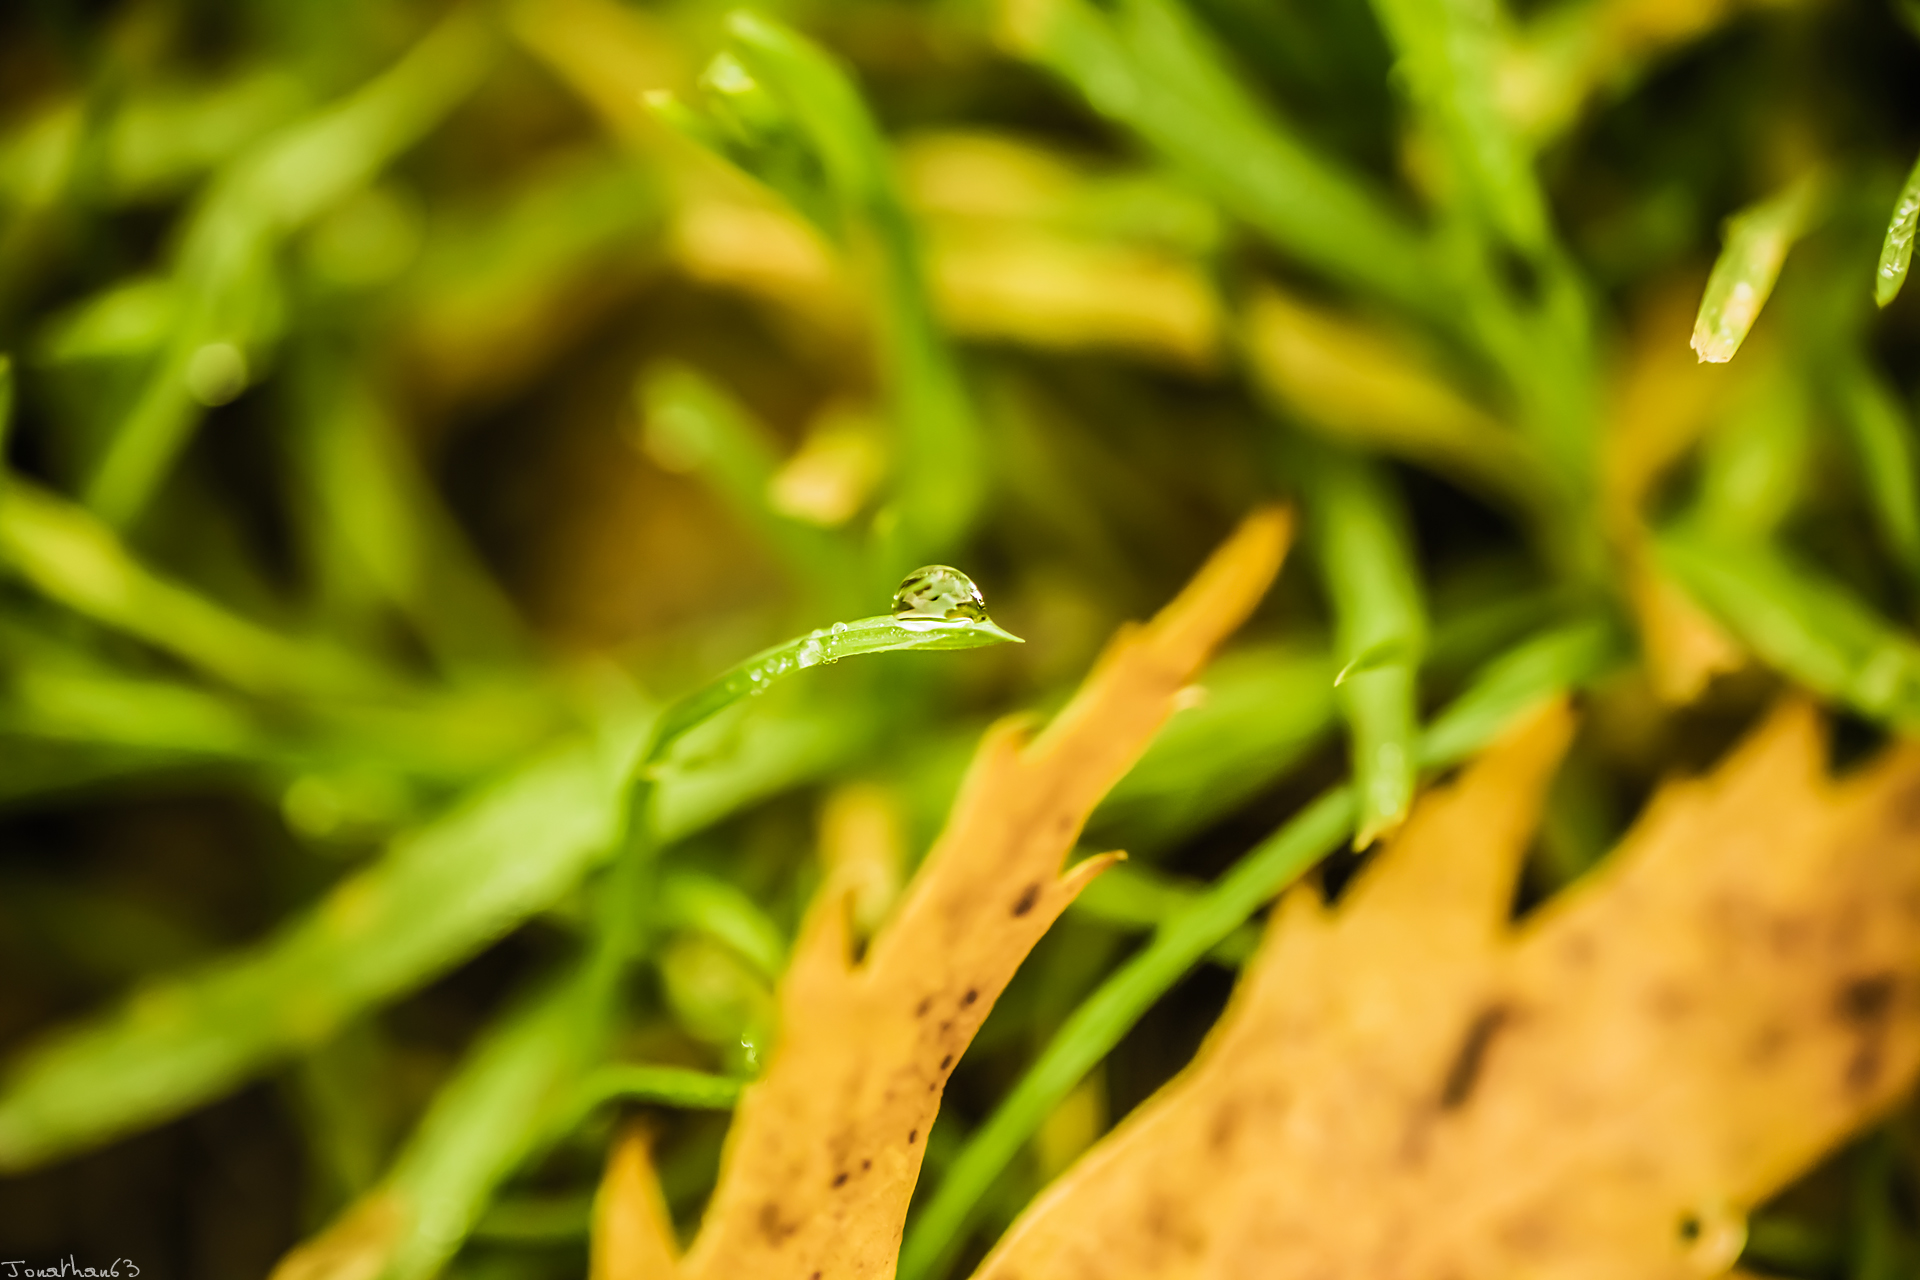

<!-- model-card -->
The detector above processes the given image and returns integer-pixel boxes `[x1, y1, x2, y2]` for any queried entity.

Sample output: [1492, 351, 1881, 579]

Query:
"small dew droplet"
[797, 638, 825, 669]
[891, 565, 988, 622]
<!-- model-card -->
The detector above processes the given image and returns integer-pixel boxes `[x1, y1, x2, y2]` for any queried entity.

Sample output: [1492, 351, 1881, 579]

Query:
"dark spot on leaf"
[1208, 1101, 1239, 1152]
[908, 1128, 919, 1143]
[832, 1172, 848, 1188]
[962, 988, 978, 1006]
[915, 996, 931, 1017]
[1891, 777, 1920, 828]
[1835, 973, 1896, 1025]
[1012, 882, 1041, 917]
[1746, 1022, 1789, 1067]
[1644, 980, 1695, 1021]
[1848, 1043, 1885, 1092]
[1767, 915, 1811, 956]
[1439, 1003, 1512, 1110]
[758, 1201, 797, 1246]
[939, 1054, 953, 1069]
[862, 1159, 871, 1171]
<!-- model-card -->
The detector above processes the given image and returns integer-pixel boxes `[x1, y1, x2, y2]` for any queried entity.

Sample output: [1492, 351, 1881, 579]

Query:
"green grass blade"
[1875, 150, 1920, 308]
[1692, 364, 1811, 545]
[0, 599, 1010, 1163]
[647, 609, 1020, 761]
[568, 1062, 746, 1116]
[1691, 174, 1821, 364]
[382, 964, 609, 1280]
[1090, 643, 1336, 854]
[0, 475, 381, 699]
[1303, 444, 1426, 846]
[659, 870, 789, 979]
[1068, 863, 1262, 966]
[1365, 0, 1551, 255]
[294, 361, 528, 671]
[470, 1193, 595, 1244]
[83, 11, 494, 526]
[0, 733, 635, 1171]
[1417, 618, 1624, 764]
[650, 702, 878, 844]
[2, 662, 269, 757]
[663, 12, 986, 556]
[1002, 0, 1441, 319]
[1657, 523, 1920, 725]
[897, 616, 1618, 1280]
[1830, 353, 1920, 587]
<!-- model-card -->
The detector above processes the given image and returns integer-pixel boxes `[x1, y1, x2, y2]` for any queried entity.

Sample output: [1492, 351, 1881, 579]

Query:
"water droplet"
[831, 621, 849, 634]
[891, 565, 988, 622]
[797, 638, 825, 669]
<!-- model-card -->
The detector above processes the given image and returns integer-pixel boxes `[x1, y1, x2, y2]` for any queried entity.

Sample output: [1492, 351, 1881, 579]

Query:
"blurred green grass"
[2, 0, 1920, 1276]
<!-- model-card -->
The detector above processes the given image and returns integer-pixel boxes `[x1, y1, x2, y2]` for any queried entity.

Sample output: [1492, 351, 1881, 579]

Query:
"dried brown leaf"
[596, 507, 1292, 1280]
[977, 700, 1920, 1280]
[592, 1125, 680, 1280]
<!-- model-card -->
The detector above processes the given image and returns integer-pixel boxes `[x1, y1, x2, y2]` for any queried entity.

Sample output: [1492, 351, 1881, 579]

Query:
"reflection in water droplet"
[798, 638, 825, 669]
[891, 565, 988, 622]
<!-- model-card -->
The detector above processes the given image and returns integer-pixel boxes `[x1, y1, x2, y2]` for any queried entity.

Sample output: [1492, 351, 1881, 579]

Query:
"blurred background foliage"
[2, 0, 1920, 1275]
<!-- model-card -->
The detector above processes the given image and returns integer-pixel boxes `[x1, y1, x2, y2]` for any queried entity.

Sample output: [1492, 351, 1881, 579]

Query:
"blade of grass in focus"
[644, 608, 1020, 760]
[899, 617, 1623, 1280]
[0, 577, 1018, 1169]
[265, 586, 1021, 1271]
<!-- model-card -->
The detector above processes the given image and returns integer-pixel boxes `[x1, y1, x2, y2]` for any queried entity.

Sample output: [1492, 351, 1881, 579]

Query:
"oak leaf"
[975, 699, 1920, 1280]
